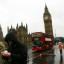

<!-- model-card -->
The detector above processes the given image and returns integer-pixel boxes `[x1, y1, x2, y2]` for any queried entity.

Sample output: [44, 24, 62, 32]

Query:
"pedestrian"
[1, 29, 27, 64]
[58, 42, 63, 55]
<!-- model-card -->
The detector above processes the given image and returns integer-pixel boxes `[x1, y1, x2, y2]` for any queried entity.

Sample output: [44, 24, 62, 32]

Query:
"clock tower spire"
[45, 4, 49, 13]
[43, 4, 53, 35]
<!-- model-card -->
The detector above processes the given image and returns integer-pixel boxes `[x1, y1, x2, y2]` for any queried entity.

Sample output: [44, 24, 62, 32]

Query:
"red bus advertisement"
[31, 32, 54, 52]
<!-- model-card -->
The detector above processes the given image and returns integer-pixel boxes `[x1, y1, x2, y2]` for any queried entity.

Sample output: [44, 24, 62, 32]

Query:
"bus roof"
[31, 32, 53, 37]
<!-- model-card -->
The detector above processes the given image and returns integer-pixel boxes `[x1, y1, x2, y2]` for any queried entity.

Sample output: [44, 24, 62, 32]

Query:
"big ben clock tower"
[43, 4, 53, 35]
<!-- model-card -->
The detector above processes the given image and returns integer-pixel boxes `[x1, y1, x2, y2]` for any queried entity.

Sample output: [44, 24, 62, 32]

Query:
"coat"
[4, 31, 27, 64]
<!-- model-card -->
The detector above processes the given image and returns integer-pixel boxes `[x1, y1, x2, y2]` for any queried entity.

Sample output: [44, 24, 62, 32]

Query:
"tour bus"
[31, 32, 54, 52]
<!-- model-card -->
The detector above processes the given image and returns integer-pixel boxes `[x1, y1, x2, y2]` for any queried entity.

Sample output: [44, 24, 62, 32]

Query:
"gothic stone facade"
[7, 23, 32, 47]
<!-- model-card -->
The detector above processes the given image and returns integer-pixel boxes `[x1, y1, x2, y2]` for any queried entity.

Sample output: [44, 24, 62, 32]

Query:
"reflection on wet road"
[28, 45, 64, 64]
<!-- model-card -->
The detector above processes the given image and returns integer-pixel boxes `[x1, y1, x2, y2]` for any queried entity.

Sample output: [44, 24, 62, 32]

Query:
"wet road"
[28, 45, 64, 64]
[54, 45, 64, 64]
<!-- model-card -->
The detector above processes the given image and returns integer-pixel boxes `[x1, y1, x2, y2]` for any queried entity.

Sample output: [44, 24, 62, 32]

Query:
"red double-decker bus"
[31, 32, 54, 52]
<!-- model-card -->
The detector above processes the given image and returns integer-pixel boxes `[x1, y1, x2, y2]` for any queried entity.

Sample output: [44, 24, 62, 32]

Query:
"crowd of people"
[0, 29, 27, 64]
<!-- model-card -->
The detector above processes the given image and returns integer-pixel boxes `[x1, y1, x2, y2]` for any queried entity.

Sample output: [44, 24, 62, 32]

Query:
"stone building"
[43, 4, 53, 36]
[7, 23, 32, 47]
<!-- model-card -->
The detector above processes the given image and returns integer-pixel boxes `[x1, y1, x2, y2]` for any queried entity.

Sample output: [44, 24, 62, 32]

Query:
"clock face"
[44, 16, 48, 20]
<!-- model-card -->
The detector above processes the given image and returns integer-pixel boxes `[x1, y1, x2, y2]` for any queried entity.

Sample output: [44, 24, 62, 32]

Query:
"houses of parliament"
[0, 4, 53, 47]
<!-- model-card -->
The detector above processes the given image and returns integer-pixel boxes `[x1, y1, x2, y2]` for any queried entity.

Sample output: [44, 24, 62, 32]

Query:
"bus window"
[33, 37, 42, 46]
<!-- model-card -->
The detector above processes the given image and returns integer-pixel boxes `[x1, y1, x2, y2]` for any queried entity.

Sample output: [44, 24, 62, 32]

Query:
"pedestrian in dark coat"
[3, 29, 27, 64]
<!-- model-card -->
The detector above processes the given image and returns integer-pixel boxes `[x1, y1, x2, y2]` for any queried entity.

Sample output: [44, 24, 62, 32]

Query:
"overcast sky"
[0, 0, 64, 37]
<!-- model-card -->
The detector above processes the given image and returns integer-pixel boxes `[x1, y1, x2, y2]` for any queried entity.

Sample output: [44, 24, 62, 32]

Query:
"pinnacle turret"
[11, 25, 13, 29]
[16, 23, 18, 29]
[7, 26, 9, 32]
[0, 24, 3, 41]
[21, 22, 23, 27]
